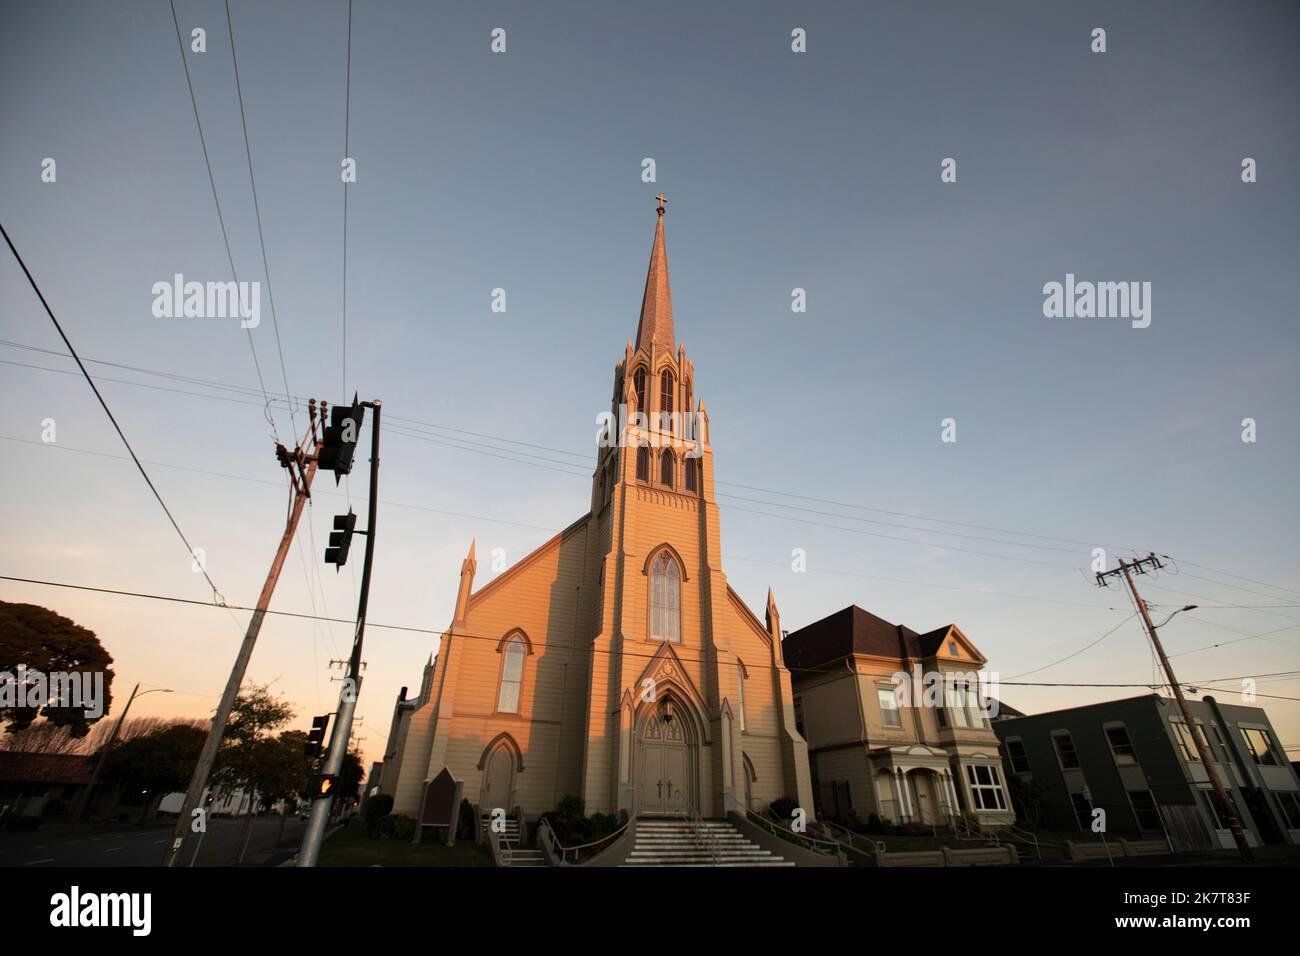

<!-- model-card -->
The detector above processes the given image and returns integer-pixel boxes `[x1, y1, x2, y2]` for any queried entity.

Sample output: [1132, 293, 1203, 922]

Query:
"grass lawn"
[318, 829, 496, 867]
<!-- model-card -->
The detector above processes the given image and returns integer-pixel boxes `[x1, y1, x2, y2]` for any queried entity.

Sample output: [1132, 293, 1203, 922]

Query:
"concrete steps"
[621, 819, 795, 867]
[481, 815, 541, 867]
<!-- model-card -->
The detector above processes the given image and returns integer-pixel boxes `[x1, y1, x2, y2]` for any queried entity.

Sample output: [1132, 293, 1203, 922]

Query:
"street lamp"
[71, 684, 174, 831]
[1153, 605, 1197, 629]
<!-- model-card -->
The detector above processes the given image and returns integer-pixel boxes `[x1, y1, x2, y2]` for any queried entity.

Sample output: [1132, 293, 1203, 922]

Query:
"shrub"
[896, 821, 930, 837]
[768, 796, 798, 822]
[389, 814, 415, 841]
[458, 798, 476, 841]
[541, 795, 620, 845]
[363, 794, 394, 836]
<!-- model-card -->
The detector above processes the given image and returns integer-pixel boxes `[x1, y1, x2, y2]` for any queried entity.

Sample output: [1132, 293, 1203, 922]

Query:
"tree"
[0, 602, 114, 736]
[211, 684, 295, 862]
[99, 723, 206, 822]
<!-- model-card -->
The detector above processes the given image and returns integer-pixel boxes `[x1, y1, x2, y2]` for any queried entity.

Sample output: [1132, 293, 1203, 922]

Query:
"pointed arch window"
[737, 659, 748, 732]
[632, 366, 647, 412]
[497, 635, 527, 713]
[649, 553, 681, 643]
[659, 369, 674, 431]
[684, 456, 698, 493]
[660, 449, 675, 488]
[636, 445, 650, 482]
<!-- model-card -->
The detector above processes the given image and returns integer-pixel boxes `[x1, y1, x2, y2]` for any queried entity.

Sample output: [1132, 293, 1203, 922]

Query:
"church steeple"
[634, 196, 675, 354]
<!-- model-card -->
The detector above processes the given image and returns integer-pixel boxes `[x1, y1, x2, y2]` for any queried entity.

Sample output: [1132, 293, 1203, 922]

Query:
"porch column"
[898, 769, 913, 821]
[889, 768, 904, 823]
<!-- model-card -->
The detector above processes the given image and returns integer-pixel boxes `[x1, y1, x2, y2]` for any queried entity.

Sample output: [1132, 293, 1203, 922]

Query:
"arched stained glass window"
[649, 553, 681, 643]
[660, 449, 675, 488]
[636, 445, 650, 482]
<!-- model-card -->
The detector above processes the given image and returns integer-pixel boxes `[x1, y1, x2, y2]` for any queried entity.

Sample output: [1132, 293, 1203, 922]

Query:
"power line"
[223, 0, 298, 436]
[0, 222, 225, 604]
[5, 574, 1296, 691]
[341, 0, 353, 399]
[4, 434, 1131, 614]
[166, 0, 278, 442]
[1004, 613, 1139, 680]
[5, 339, 1296, 605]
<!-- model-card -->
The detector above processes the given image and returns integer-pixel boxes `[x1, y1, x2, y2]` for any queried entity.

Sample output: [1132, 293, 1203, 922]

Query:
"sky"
[1, 0, 1298, 771]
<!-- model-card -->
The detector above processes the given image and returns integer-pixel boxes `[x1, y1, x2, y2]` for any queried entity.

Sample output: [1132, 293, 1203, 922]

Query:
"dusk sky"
[2, 0, 1297, 770]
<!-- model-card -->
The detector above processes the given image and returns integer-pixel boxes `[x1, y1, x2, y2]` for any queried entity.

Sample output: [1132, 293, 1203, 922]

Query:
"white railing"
[537, 815, 631, 866]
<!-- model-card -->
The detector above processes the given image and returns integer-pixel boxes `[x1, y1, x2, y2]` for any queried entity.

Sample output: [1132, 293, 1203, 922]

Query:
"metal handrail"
[538, 815, 631, 865]
[995, 822, 1041, 860]
[672, 790, 721, 865]
[748, 807, 846, 859]
[809, 818, 876, 861]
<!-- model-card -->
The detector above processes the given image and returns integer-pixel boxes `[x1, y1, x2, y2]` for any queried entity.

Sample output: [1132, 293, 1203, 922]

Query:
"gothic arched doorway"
[635, 693, 700, 815]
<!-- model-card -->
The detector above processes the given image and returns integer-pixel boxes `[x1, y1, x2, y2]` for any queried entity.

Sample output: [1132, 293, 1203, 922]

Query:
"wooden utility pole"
[160, 402, 323, 867]
[1097, 553, 1253, 861]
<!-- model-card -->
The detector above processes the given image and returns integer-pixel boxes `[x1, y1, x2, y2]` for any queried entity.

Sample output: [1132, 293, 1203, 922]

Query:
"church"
[384, 200, 816, 828]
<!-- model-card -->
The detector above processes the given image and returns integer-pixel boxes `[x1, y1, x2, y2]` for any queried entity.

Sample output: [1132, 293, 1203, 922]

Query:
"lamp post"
[71, 684, 173, 831]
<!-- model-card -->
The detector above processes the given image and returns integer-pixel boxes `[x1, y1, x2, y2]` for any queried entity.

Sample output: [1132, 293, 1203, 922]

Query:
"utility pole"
[71, 683, 173, 832]
[1096, 552, 1253, 862]
[299, 399, 381, 866]
[161, 402, 327, 866]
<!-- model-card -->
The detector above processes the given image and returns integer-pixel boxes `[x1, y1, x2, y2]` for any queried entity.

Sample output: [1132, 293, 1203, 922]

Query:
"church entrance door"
[637, 707, 692, 815]
[482, 746, 514, 815]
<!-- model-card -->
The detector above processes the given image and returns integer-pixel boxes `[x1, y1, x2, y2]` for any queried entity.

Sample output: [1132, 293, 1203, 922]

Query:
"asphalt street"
[0, 814, 307, 867]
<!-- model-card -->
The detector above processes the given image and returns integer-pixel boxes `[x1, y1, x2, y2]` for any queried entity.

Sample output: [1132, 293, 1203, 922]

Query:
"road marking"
[26, 858, 55, 865]
[154, 839, 166, 844]
[104, 847, 123, 853]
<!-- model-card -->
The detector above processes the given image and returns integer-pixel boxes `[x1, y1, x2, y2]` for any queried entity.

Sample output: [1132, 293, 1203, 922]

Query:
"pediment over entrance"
[627, 641, 711, 744]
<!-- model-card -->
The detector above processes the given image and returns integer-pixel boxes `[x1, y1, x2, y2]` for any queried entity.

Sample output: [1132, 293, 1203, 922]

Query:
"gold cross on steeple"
[656, 194, 667, 214]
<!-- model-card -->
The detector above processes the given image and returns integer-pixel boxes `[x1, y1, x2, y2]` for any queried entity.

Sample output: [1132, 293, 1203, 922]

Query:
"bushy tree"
[0, 602, 114, 736]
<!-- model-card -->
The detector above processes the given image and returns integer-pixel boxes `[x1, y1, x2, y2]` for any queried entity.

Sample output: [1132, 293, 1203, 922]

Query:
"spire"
[634, 197, 675, 353]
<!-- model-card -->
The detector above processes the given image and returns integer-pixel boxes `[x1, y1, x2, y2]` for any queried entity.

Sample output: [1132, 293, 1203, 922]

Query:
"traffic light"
[324, 510, 357, 569]
[317, 396, 364, 484]
[308, 774, 338, 799]
[304, 715, 329, 758]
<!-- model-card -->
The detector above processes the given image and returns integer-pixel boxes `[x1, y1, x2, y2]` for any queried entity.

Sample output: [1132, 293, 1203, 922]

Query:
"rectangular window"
[965, 764, 1007, 811]
[1105, 725, 1137, 765]
[1005, 738, 1031, 774]
[1275, 791, 1300, 829]
[948, 687, 970, 728]
[1128, 790, 1162, 832]
[1200, 789, 1240, 830]
[793, 697, 805, 737]
[1052, 732, 1081, 770]
[1240, 728, 1279, 766]
[1171, 721, 1201, 763]
[964, 686, 987, 728]
[1070, 792, 1093, 831]
[877, 688, 903, 729]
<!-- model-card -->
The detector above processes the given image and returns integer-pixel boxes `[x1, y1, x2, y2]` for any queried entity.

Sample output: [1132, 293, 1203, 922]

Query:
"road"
[0, 814, 308, 867]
